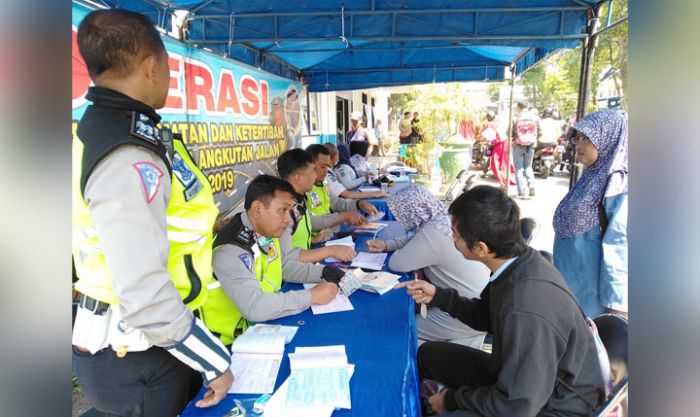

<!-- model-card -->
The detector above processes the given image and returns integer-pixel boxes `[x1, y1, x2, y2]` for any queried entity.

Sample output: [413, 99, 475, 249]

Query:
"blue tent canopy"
[98, 0, 604, 91]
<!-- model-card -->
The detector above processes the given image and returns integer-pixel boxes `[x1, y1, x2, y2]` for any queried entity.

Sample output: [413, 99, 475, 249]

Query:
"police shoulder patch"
[130, 112, 159, 144]
[133, 162, 163, 203]
[239, 253, 254, 272]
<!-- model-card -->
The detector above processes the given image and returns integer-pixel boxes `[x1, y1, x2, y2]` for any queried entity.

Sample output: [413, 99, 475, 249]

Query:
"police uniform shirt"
[212, 211, 322, 321]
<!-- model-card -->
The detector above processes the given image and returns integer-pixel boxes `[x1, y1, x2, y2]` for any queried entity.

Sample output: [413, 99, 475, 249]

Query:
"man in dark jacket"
[397, 185, 605, 416]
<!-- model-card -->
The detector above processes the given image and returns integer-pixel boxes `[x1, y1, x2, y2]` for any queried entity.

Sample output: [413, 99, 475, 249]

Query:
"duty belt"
[77, 293, 111, 316]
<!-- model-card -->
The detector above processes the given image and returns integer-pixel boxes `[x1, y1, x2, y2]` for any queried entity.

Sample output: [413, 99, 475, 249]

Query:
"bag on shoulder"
[514, 114, 538, 146]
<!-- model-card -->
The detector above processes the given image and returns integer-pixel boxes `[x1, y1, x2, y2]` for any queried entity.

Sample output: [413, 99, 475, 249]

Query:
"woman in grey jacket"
[366, 184, 490, 347]
[333, 143, 368, 190]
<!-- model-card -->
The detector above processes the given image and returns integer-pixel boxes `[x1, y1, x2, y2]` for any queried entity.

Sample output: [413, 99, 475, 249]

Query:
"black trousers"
[418, 341, 497, 415]
[73, 346, 202, 417]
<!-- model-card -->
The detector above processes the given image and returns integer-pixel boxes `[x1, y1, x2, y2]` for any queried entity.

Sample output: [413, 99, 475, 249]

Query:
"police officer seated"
[199, 175, 345, 346]
[277, 149, 367, 264]
[305, 144, 380, 242]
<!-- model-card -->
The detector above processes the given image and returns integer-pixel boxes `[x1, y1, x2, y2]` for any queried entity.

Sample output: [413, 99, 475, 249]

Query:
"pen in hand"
[416, 272, 428, 319]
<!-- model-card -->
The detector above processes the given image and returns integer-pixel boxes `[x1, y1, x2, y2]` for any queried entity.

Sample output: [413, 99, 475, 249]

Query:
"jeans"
[73, 346, 202, 417]
[512, 144, 535, 195]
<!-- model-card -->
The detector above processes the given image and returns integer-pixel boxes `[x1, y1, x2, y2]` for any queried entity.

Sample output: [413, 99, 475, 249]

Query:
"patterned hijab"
[553, 110, 628, 239]
[336, 143, 358, 175]
[387, 184, 452, 237]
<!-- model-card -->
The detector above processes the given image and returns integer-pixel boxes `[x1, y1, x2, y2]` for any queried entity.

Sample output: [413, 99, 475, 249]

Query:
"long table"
[180, 221, 420, 417]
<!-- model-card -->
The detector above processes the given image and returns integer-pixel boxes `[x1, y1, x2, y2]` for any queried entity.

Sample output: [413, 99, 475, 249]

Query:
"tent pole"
[504, 63, 516, 196]
[571, 5, 602, 188]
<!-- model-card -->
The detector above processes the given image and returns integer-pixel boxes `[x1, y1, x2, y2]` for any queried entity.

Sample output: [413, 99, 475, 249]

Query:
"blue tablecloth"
[180, 221, 420, 417]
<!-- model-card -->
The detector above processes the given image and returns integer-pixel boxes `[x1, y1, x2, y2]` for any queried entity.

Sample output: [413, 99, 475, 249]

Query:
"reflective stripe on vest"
[291, 209, 312, 250]
[72, 137, 217, 310]
[199, 239, 283, 346]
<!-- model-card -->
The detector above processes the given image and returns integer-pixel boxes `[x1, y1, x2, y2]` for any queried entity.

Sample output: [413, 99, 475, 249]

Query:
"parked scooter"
[472, 140, 493, 175]
[533, 143, 556, 178]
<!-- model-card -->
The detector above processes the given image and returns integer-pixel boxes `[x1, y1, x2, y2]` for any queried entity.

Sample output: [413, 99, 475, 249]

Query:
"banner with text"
[72, 2, 303, 216]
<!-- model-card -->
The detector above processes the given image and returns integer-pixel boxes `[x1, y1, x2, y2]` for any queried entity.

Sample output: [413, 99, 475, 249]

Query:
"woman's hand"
[366, 240, 387, 252]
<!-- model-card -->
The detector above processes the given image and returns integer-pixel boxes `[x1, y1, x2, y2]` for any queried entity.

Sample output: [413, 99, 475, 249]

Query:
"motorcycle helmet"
[542, 107, 554, 118]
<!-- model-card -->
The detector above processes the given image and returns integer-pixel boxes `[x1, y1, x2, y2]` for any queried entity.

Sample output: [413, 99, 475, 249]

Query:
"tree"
[518, 0, 628, 115]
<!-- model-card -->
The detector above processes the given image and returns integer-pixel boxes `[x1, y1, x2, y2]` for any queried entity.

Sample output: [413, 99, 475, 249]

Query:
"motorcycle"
[532, 143, 556, 179]
[472, 140, 492, 175]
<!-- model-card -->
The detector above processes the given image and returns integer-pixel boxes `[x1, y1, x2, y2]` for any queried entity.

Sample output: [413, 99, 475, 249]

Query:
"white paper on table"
[365, 210, 385, 222]
[289, 345, 348, 369]
[228, 352, 282, 394]
[285, 366, 351, 409]
[230, 331, 286, 355]
[358, 186, 381, 192]
[250, 324, 299, 344]
[262, 377, 334, 417]
[311, 292, 354, 315]
[324, 236, 355, 247]
[350, 252, 388, 270]
[350, 268, 401, 295]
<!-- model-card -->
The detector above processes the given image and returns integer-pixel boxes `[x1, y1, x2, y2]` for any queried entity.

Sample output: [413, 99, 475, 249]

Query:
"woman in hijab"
[366, 184, 490, 346]
[553, 110, 628, 318]
[332, 143, 368, 190]
[349, 140, 371, 177]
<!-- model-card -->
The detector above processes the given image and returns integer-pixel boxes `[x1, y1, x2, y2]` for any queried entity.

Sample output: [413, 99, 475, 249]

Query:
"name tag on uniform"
[309, 191, 321, 208]
[172, 152, 202, 201]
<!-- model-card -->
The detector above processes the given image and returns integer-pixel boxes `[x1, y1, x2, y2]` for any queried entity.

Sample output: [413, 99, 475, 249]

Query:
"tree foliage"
[519, 0, 628, 115]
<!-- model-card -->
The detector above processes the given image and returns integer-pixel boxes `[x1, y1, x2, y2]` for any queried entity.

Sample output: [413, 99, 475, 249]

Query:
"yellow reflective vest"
[72, 137, 217, 310]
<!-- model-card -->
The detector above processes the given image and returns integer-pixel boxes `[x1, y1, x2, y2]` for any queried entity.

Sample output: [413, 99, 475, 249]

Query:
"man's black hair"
[305, 144, 331, 162]
[516, 102, 528, 110]
[404, 111, 411, 116]
[244, 175, 295, 210]
[77, 9, 165, 79]
[448, 185, 527, 259]
[276, 148, 313, 180]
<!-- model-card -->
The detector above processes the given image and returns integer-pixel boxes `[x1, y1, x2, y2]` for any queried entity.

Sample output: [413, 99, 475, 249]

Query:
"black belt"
[77, 293, 111, 316]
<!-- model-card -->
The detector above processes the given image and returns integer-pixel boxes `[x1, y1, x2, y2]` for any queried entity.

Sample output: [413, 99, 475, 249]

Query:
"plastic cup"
[381, 183, 389, 193]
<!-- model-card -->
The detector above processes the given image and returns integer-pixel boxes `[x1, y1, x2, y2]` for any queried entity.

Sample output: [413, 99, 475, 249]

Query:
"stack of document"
[263, 345, 353, 416]
[227, 325, 297, 394]
[348, 268, 401, 295]
[353, 222, 387, 234]
[350, 252, 388, 270]
[323, 236, 355, 263]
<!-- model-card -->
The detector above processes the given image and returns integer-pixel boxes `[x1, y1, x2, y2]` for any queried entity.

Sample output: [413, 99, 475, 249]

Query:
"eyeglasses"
[570, 133, 590, 146]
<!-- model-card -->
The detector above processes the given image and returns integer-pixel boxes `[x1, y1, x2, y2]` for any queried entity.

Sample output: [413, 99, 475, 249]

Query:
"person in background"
[553, 110, 628, 318]
[397, 186, 605, 416]
[277, 149, 366, 263]
[374, 119, 387, 156]
[347, 111, 369, 143]
[366, 185, 490, 347]
[482, 112, 515, 191]
[399, 111, 413, 144]
[411, 111, 423, 144]
[539, 107, 563, 146]
[323, 143, 387, 200]
[511, 103, 541, 198]
[72, 9, 231, 415]
[198, 175, 343, 346]
[349, 140, 372, 177]
[333, 143, 369, 190]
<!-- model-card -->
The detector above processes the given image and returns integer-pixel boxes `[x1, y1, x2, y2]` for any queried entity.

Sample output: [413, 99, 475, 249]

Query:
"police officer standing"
[72, 9, 232, 416]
